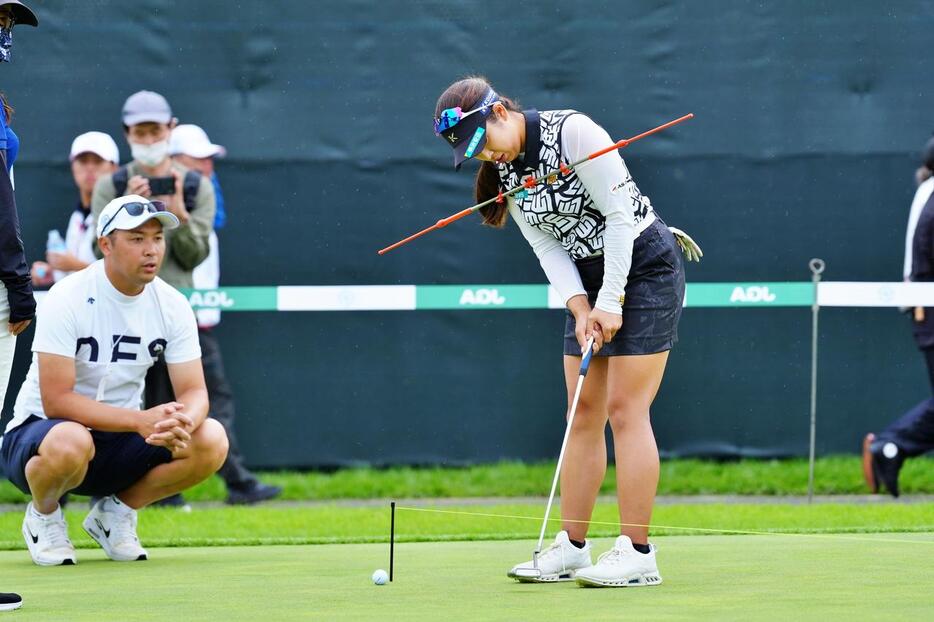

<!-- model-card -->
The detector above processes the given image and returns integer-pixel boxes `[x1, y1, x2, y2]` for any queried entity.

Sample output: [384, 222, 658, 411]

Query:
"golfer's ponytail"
[435, 76, 521, 228]
[474, 162, 508, 227]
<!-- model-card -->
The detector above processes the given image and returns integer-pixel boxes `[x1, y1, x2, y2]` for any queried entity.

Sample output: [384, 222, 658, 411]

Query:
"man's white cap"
[97, 194, 180, 238]
[169, 124, 227, 159]
[70, 131, 120, 164]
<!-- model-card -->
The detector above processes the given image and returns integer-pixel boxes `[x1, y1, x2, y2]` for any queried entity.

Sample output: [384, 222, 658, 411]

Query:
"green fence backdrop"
[3, 1, 933, 466]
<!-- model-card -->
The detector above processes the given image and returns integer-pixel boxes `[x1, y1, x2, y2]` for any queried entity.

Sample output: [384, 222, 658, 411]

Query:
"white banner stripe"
[817, 282, 934, 307]
[38, 282, 934, 312]
[276, 286, 416, 311]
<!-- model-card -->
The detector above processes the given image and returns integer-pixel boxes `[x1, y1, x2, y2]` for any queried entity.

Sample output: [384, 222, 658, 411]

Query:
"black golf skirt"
[563, 216, 685, 357]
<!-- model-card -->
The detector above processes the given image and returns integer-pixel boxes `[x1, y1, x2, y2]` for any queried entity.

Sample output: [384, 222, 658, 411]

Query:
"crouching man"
[0, 195, 228, 566]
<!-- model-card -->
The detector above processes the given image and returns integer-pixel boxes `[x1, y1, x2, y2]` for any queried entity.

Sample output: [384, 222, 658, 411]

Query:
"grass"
[3, 534, 933, 621]
[4, 455, 930, 505]
[0, 500, 931, 550]
[1, 495, 930, 619]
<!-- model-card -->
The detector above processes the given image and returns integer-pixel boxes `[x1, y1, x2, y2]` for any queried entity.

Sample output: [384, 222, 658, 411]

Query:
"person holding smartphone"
[91, 91, 216, 509]
[91, 90, 216, 289]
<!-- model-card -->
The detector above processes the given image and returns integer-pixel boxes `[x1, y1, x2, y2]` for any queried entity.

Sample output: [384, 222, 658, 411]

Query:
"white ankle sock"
[29, 503, 60, 519]
[104, 495, 134, 515]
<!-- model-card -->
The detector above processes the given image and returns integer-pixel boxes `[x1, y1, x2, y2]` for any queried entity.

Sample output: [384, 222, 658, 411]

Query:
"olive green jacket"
[91, 160, 216, 289]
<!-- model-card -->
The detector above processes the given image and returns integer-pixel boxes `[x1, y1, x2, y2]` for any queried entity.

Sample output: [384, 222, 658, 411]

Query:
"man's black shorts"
[0, 416, 173, 497]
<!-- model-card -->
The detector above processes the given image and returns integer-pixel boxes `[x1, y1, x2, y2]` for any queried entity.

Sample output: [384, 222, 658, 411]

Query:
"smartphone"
[147, 176, 176, 196]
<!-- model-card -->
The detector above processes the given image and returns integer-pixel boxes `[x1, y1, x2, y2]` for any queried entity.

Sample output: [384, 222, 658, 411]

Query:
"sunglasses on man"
[99, 201, 167, 237]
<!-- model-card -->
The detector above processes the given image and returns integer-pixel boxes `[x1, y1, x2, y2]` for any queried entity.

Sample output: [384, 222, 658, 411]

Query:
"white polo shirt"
[5, 260, 201, 434]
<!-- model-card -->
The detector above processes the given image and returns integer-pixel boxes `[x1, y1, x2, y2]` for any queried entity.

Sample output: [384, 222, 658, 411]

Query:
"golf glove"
[669, 227, 703, 262]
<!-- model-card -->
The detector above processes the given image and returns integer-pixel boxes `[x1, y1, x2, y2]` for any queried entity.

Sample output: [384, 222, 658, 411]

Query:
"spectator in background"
[170, 124, 281, 505]
[863, 137, 934, 497]
[901, 136, 934, 283]
[31, 132, 119, 287]
[91, 91, 215, 509]
[0, 1, 38, 612]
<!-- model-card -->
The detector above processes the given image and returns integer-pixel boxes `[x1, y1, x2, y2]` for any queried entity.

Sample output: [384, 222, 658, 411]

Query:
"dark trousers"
[879, 348, 934, 457]
[143, 329, 257, 489]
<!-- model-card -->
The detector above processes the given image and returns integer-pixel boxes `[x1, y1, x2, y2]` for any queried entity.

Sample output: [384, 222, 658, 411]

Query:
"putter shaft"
[534, 338, 595, 555]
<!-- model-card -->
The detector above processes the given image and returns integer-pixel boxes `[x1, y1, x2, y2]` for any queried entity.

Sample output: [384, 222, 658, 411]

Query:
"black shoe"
[0, 592, 23, 612]
[225, 482, 282, 506]
[869, 438, 904, 498]
[151, 494, 192, 511]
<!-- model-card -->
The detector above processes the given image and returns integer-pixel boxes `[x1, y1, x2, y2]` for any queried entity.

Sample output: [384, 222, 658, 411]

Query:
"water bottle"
[47, 229, 67, 282]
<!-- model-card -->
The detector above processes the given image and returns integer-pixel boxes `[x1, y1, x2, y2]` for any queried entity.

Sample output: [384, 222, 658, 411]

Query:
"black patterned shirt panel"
[497, 109, 650, 261]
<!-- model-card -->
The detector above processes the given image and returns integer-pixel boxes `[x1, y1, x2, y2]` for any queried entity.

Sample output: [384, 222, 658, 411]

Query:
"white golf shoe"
[82, 496, 148, 561]
[575, 535, 662, 587]
[508, 531, 592, 583]
[22, 502, 77, 566]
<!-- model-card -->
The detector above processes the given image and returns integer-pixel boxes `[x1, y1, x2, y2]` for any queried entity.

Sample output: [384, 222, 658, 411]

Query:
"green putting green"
[0, 501, 932, 549]
[1, 533, 931, 620]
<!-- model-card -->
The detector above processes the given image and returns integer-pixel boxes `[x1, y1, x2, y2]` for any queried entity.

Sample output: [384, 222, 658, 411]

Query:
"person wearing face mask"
[91, 91, 215, 510]
[91, 91, 216, 289]
[0, 1, 38, 613]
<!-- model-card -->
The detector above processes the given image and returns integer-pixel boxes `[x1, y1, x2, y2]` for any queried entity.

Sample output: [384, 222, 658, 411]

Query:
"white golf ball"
[372, 569, 389, 585]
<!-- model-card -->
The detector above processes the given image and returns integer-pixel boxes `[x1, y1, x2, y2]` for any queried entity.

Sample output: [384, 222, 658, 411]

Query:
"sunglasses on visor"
[99, 200, 167, 236]
[434, 100, 500, 135]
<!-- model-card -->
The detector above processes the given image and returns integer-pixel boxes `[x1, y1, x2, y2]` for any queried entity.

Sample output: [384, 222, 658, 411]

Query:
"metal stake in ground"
[390, 501, 396, 581]
[808, 258, 825, 503]
[377, 114, 694, 255]
[514, 338, 594, 580]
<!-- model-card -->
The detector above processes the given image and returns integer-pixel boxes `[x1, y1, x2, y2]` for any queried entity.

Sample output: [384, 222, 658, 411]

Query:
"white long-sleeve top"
[502, 110, 654, 314]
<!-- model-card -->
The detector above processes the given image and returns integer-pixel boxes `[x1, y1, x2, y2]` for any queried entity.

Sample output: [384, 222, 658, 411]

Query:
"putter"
[515, 337, 595, 580]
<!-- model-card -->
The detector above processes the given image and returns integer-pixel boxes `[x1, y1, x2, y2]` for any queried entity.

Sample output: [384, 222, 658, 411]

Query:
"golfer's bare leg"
[117, 419, 228, 509]
[606, 351, 669, 544]
[560, 356, 609, 542]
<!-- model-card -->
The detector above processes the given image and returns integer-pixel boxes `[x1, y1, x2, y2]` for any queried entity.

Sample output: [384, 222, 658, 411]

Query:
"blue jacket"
[0, 111, 36, 322]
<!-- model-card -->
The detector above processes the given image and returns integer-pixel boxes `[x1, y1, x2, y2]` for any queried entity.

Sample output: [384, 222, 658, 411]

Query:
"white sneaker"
[508, 531, 592, 583]
[82, 496, 148, 562]
[575, 535, 662, 587]
[22, 502, 77, 566]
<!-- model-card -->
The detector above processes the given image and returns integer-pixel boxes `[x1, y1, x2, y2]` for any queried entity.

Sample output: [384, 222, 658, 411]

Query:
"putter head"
[514, 549, 543, 579]
[510, 549, 543, 580]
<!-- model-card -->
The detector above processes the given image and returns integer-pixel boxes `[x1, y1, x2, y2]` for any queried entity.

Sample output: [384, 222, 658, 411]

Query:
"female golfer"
[434, 77, 698, 587]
